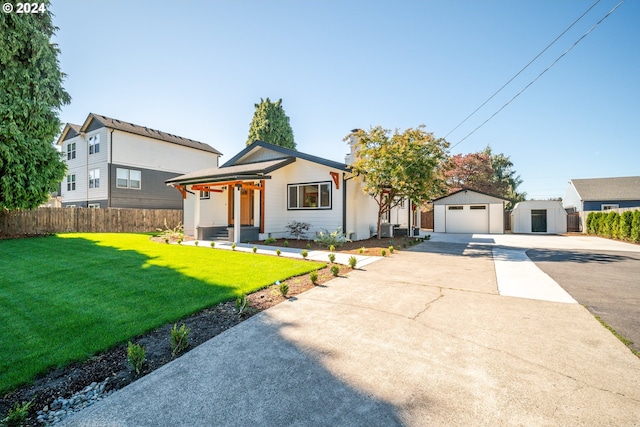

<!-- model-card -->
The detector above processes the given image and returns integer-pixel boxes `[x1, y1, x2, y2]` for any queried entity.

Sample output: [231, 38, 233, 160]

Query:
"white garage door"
[446, 204, 489, 233]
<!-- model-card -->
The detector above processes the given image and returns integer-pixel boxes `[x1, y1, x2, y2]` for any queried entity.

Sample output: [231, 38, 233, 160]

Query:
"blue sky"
[49, 0, 639, 199]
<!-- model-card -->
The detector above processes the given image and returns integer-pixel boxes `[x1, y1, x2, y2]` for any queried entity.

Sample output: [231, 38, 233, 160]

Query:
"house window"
[89, 168, 100, 188]
[88, 203, 100, 208]
[88, 134, 100, 154]
[287, 182, 331, 209]
[601, 204, 619, 211]
[67, 142, 76, 160]
[448, 206, 463, 210]
[66, 174, 76, 191]
[199, 190, 210, 199]
[116, 168, 141, 189]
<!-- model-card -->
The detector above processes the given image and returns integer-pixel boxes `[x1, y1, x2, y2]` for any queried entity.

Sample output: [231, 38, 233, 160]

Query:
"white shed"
[511, 200, 567, 234]
[432, 188, 507, 234]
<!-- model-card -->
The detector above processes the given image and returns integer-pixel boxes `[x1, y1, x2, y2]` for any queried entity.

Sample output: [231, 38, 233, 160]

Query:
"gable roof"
[165, 158, 295, 185]
[431, 187, 509, 203]
[57, 113, 221, 155]
[570, 176, 640, 201]
[222, 140, 348, 171]
[57, 123, 82, 143]
[166, 140, 348, 186]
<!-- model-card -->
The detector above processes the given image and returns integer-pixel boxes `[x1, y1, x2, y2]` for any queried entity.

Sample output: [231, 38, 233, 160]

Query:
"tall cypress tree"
[0, 1, 70, 210]
[246, 98, 296, 149]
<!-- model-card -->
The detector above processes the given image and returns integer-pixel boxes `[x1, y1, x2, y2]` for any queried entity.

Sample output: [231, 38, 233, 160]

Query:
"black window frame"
[287, 181, 332, 210]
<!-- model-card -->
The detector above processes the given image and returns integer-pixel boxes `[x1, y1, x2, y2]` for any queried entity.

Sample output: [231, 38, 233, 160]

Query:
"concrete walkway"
[61, 236, 640, 426]
[179, 239, 382, 268]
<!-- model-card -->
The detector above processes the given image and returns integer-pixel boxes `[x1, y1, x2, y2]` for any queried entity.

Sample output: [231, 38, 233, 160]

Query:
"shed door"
[531, 209, 547, 233]
[446, 205, 489, 233]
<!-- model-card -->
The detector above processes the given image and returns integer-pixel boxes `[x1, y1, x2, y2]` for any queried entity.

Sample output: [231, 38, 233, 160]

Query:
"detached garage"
[432, 188, 507, 234]
[511, 200, 567, 234]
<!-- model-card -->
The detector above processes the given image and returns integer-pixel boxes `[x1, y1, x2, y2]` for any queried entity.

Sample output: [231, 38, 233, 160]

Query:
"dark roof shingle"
[571, 176, 640, 201]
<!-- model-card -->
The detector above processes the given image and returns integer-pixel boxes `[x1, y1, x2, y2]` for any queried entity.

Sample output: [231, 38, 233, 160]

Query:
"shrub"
[235, 294, 247, 315]
[1, 400, 33, 427]
[329, 245, 335, 252]
[358, 247, 365, 254]
[328, 253, 336, 263]
[127, 342, 146, 375]
[425, 234, 431, 240]
[310, 270, 318, 284]
[264, 237, 277, 244]
[284, 240, 289, 247]
[279, 281, 289, 297]
[631, 211, 640, 243]
[194, 240, 199, 246]
[301, 249, 308, 259]
[276, 249, 282, 256]
[252, 246, 257, 253]
[285, 221, 311, 240]
[603, 211, 619, 238]
[164, 237, 169, 244]
[388, 245, 394, 254]
[348, 256, 357, 268]
[178, 238, 183, 245]
[170, 323, 190, 357]
[155, 219, 184, 242]
[381, 249, 387, 256]
[306, 242, 311, 249]
[210, 241, 215, 248]
[620, 211, 634, 240]
[331, 265, 340, 276]
[314, 227, 349, 248]
[231, 243, 236, 251]
[586, 212, 597, 235]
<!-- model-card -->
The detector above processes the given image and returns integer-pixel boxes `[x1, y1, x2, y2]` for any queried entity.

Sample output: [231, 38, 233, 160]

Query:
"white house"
[57, 113, 221, 209]
[432, 188, 507, 234]
[166, 139, 420, 243]
[511, 200, 567, 234]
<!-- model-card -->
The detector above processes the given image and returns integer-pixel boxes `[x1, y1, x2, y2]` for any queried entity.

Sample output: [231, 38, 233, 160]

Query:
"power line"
[444, 0, 602, 139]
[450, 0, 625, 150]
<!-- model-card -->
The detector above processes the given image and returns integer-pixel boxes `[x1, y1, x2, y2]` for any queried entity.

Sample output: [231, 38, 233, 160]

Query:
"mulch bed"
[0, 235, 421, 425]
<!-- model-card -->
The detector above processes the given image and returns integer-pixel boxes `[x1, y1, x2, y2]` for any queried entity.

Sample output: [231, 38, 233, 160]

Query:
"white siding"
[346, 176, 379, 240]
[489, 203, 504, 234]
[512, 200, 567, 234]
[60, 134, 88, 204]
[562, 182, 582, 212]
[434, 205, 446, 232]
[111, 130, 218, 174]
[263, 159, 343, 238]
[198, 190, 228, 227]
[432, 190, 505, 206]
[183, 189, 195, 236]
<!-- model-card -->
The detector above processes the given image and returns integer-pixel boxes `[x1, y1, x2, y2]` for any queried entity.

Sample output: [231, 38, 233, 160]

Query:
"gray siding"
[109, 164, 183, 209]
[85, 119, 105, 133]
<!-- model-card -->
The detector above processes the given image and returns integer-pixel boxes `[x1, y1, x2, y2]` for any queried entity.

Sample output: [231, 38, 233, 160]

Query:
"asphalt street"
[527, 248, 640, 353]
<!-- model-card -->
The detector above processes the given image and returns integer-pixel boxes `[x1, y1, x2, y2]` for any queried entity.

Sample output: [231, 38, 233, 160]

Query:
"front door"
[228, 188, 254, 225]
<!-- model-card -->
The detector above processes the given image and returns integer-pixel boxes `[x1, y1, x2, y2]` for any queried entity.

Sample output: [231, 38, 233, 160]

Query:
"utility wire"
[445, 0, 601, 139]
[450, 0, 625, 150]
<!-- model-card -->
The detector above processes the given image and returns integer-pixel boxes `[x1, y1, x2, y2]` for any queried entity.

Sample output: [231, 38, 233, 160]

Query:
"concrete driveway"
[61, 235, 640, 426]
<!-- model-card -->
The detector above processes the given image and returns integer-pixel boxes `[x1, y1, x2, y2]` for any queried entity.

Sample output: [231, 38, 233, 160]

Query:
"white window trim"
[67, 142, 76, 160]
[66, 174, 76, 191]
[199, 190, 210, 200]
[116, 168, 142, 190]
[88, 203, 101, 208]
[601, 204, 619, 211]
[88, 134, 100, 155]
[89, 168, 100, 189]
[287, 181, 332, 210]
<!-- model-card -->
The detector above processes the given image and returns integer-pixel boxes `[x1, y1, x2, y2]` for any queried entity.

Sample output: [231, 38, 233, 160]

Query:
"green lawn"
[0, 233, 324, 393]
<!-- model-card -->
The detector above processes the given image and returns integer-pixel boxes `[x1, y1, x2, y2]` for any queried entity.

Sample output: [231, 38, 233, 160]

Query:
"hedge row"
[586, 210, 640, 243]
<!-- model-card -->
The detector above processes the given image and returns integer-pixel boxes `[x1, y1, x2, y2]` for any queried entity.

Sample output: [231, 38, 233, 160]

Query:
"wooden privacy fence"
[420, 211, 434, 230]
[0, 207, 182, 236]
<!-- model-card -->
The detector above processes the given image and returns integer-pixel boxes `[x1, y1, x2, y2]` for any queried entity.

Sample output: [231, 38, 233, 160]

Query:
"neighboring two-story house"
[57, 113, 221, 209]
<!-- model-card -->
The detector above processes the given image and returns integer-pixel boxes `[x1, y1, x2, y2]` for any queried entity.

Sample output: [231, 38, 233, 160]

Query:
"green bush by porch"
[0, 233, 324, 393]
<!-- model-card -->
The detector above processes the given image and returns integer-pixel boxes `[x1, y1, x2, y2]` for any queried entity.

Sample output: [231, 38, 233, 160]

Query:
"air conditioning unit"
[380, 223, 394, 238]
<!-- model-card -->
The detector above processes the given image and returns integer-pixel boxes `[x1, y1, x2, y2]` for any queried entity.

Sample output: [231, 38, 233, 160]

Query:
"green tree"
[483, 146, 526, 207]
[246, 98, 295, 149]
[0, 2, 70, 210]
[349, 126, 449, 239]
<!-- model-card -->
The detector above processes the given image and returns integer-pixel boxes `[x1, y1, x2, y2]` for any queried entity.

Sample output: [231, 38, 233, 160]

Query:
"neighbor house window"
[287, 182, 331, 209]
[199, 190, 210, 199]
[116, 168, 141, 189]
[88, 134, 100, 154]
[67, 142, 76, 160]
[601, 204, 619, 211]
[89, 168, 100, 188]
[66, 174, 75, 191]
[88, 203, 100, 208]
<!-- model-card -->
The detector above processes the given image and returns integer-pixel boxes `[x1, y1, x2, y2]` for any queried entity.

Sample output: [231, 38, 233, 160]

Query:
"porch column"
[194, 187, 201, 239]
[233, 183, 241, 243]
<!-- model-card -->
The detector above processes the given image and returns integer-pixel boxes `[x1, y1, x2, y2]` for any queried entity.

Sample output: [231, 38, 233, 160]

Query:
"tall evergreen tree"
[0, 1, 70, 210]
[246, 98, 296, 149]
